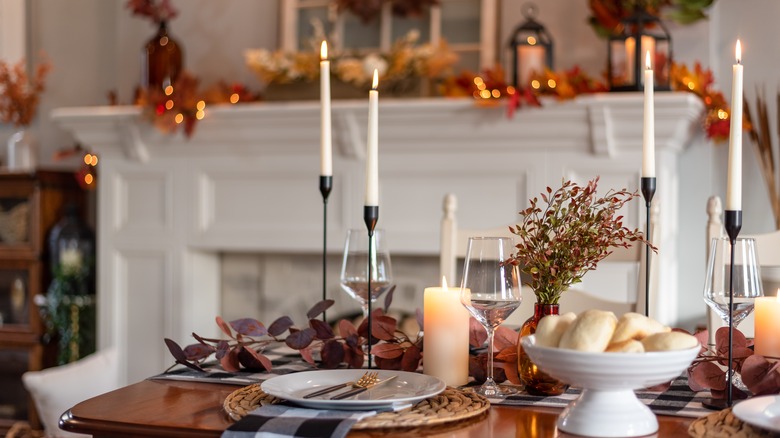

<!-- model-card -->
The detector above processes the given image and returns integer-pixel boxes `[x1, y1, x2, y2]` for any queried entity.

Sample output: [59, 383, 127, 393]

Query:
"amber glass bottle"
[517, 303, 569, 396]
[141, 21, 183, 92]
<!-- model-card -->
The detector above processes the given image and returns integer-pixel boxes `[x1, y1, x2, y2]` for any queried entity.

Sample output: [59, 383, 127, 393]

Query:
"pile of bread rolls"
[534, 309, 699, 353]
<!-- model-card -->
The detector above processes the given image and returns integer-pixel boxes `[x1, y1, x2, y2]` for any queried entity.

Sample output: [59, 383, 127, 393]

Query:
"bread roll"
[606, 339, 645, 353]
[610, 312, 670, 344]
[558, 309, 618, 352]
[534, 312, 577, 348]
[641, 331, 699, 352]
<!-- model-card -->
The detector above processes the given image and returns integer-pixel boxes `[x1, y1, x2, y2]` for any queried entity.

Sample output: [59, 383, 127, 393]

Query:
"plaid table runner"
[151, 348, 312, 385]
[488, 375, 713, 418]
[153, 347, 713, 419]
[222, 405, 376, 438]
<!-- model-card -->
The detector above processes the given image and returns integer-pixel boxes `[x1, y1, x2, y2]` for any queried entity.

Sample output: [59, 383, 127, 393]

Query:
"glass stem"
[486, 326, 495, 384]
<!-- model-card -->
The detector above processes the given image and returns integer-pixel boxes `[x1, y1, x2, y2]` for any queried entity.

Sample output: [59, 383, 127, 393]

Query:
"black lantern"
[509, 4, 553, 89]
[608, 4, 672, 91]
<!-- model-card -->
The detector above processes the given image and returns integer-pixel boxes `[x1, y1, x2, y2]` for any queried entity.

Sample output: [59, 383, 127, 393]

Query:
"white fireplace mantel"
[53, 93, 703, 384]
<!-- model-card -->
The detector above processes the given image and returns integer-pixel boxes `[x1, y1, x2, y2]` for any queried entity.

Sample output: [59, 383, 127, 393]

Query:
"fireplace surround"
[52, 94, 702, 384]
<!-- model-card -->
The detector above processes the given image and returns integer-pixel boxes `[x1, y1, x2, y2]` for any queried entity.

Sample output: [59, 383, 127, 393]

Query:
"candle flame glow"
[736, 39, 741, 64]
[372, 69, 379, 90]
[321, 41, 328, 60]
[645, 51, 651, 70]
[442, 276, 449, 290]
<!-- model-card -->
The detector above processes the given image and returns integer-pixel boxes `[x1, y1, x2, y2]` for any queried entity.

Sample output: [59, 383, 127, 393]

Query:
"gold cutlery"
[331, 375, 398, 400]
[302, 372, 377, 399]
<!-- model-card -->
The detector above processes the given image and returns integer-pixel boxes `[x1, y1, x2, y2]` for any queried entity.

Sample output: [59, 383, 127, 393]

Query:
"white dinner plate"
[261, 369, 445, 410]
[733, 395, 780, 433]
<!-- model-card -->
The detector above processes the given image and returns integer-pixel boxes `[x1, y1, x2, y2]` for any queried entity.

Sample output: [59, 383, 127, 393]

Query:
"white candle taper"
[365, 70, 379, 206]
[642, 51, 655, 178]
[726, 40, 743, 211]
[320, 41, 332, 176]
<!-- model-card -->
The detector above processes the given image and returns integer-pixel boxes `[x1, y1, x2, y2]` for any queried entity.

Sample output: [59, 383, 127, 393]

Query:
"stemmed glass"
[703, 236, 763, 396]
[460, 237, 522, 397]
[339, 229, 394, 318]
[704, 237, 763, 329]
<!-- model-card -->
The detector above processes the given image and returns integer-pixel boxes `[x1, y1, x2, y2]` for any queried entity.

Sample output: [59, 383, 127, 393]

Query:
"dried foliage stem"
[743, 92, 780, 229]
[509, 177, 656, 304]
[0, 57, 51, 127]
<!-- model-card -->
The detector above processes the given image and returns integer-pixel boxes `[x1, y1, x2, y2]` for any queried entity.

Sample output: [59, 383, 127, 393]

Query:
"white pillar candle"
[320, 41, 332, 177]
[423, 278, 470, 386]
[726, 40, 743, 211]
[642, 51, 655, 178]
[365, 70, 379, 206]
[755, 295, 780, 357]
[518, 43, 544, 87]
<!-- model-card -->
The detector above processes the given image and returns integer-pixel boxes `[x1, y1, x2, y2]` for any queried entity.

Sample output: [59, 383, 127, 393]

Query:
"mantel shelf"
[52, 93, 703, 163]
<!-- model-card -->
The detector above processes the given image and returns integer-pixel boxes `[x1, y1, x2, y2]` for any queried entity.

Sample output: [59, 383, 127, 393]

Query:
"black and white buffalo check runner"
[489, 375, 712, 418]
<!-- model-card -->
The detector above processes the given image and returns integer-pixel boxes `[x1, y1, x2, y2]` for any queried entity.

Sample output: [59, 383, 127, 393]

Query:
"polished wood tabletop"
[61, 379, 694, 437]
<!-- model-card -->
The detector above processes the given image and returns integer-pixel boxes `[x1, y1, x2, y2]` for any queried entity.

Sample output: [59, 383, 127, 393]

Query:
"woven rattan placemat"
[223, 385, 490, 429]
[688, 407, 776, 438]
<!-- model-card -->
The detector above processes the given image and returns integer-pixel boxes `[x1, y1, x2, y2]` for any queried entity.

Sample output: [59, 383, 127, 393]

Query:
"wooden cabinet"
[0, 171, 85, 433]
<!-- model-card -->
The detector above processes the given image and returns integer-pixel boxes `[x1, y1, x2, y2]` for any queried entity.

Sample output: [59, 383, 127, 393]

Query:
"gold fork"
[302, 372, 378, 399]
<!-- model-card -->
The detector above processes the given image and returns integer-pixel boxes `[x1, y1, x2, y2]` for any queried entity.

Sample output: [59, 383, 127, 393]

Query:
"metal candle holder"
[320, 176, 333, 322]
[364, 205, 379, 369]
[641, 177, 656, 318]
[724, 209, 742, 407]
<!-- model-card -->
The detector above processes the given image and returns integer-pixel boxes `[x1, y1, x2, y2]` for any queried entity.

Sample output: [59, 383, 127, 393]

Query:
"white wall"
[24, 0, 780, 328]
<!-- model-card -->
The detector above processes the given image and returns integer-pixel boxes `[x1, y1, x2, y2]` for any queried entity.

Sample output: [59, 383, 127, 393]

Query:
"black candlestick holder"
[320, 176, 332, 322]
[641, 177, 656, 318]
[364, 205, 378, 369]
[724, 209, 742, 408]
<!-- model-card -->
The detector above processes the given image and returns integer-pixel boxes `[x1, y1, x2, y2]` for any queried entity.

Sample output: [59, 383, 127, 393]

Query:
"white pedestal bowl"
[521, 335, 699, 437]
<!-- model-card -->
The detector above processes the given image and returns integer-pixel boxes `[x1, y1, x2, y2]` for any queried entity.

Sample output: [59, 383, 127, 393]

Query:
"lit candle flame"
[441, 276, 449, 290]
[320, 40, 328, 60]
[736, 39, 741, 64]
[645, 51, 651, 70]
[372, 69, 379, 90]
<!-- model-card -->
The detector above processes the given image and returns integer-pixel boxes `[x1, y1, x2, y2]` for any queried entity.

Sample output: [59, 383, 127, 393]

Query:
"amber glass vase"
[141, 21, 183, 92]
[517, 303, 569, 396]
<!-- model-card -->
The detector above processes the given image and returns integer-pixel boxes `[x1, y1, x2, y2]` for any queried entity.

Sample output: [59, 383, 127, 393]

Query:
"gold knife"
[331, 375, 398, 400]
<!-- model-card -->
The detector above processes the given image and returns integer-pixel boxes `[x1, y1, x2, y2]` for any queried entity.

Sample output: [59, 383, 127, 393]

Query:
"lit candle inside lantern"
[755, 294, 780, 358]
[726, 40, 743, 211]
[517, 35, 544, 87]
[642, 51, 655, 178]
[423, 277, 470, 386]
[320, 41, 332, 177]
[365, 70, 379, 206]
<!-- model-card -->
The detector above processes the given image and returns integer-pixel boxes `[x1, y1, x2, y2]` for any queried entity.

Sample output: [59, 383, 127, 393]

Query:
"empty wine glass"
[339, 229, 394, 318]
[704, 237, 763, 330]
[460, 236, 522, 397]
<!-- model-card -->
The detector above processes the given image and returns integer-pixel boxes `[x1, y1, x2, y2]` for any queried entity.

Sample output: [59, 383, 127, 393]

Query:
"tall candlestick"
[320, 41, 332, 176]
[642, 51, 655, 178]
[755, 294, 780, 358]
[423, 278, 470, 386]
[365, 70, 379, 206]
[726, 40, 743, 211]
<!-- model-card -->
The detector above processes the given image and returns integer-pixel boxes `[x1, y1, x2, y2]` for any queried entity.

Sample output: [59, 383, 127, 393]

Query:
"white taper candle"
[726, 40, 743, 211]
[365, 70, 379, 206]
[642, 51, 655, 178]
[320, 41, 332, 176]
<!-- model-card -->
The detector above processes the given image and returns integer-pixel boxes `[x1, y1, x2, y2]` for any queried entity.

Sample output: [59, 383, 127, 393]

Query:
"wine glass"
[460, 236, 522, 397]
[339, 229, 394, 318]
[704, 236, 763, 330]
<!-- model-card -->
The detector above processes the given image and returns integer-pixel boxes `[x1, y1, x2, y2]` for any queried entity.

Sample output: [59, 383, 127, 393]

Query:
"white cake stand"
[521, 335, 699, 437]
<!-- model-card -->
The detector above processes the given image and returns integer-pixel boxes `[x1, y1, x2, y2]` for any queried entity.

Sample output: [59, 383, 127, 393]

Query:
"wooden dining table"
[60, 378, 695, 437]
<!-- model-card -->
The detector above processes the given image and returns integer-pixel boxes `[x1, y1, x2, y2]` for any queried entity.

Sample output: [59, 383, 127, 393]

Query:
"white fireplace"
[52, 94, 703, 384]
